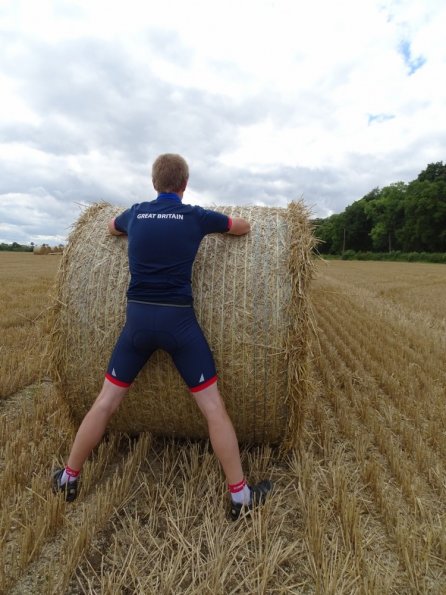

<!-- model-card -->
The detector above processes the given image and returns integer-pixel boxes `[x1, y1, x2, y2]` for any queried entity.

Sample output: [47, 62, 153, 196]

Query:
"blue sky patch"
[399, 39, 426, 75]
[368, 113, 396, 125]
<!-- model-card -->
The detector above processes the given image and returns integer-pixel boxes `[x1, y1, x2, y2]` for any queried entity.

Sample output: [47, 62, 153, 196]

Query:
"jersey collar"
[156, 192, 182, 203]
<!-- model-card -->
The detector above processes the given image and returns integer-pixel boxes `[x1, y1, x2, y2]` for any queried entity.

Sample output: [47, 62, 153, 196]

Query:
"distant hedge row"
[0, 243, 33, 252]
[321, 250, 446, 263]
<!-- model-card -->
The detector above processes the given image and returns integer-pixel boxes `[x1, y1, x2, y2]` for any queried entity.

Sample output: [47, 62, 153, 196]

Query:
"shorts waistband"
[128, 300, 192, 308]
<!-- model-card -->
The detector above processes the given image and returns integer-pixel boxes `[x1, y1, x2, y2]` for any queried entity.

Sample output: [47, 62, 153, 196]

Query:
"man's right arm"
[227, 217, 250, 236]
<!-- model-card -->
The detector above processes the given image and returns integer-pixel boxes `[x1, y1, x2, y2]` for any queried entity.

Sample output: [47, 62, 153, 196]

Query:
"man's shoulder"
[134, 200, 156, 209]
[183, 203, 204, 213]
[183, 203, 219, 216]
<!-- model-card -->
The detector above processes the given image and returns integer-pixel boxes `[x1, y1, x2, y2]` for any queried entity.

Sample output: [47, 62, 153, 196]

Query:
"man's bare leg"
[192, 382, 244, 486]
[66, 378, 128, 471]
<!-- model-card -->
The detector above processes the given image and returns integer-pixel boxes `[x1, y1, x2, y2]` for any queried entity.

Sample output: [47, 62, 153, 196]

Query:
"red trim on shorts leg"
[190, 374, 218, 393]
[227, 217, 233, 231]
[105, 373, 131, 388]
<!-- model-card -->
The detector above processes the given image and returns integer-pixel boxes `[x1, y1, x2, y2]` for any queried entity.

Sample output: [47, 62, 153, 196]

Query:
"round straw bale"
[34, 244, 50, 255]
[49, 201, 315, 448]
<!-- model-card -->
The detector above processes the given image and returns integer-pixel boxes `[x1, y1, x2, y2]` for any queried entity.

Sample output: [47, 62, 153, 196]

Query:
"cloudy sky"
[1, 0, 445, 245]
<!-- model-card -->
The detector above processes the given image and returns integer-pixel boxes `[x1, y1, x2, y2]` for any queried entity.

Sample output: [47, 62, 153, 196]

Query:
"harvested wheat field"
[1, 253, 445, 594]
[0, 252, 61, 398]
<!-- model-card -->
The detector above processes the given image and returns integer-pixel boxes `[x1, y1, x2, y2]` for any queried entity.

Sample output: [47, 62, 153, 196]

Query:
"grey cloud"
[0, 34, 270, 164]
[0, 193, 79, 244]
[0, 28, 443, 243]
[0, 156, 120, 204]
[189, 159, 345, 215]
[0, 119, 90, 155]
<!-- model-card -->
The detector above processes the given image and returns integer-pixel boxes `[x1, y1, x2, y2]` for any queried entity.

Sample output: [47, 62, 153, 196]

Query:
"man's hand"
[227, 217, 250, 236]
[108, 218, 126, 236]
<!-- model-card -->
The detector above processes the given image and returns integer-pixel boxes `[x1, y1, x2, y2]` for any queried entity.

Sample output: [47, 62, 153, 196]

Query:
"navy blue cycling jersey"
[114, 193, 231, 305]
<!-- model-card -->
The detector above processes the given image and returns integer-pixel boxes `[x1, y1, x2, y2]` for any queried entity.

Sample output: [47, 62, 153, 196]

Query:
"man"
[53, 154, 272, 520]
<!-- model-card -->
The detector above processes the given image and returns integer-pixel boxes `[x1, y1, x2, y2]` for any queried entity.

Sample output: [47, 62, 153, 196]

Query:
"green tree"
[364, 182, 406, 252]
[312, 162, 446, 255]
[417, 161, 446, 184]
[314, 213, 345, 253]
[399, 179, 446, 251]
[342, 199, 374, 251]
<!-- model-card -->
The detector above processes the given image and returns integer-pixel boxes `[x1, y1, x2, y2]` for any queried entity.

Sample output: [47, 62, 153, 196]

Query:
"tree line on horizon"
[0, 242, 64, 253]
[313, 162, 446, 254]
[2, 163, 446, 257]
[0, 242, 34, 252]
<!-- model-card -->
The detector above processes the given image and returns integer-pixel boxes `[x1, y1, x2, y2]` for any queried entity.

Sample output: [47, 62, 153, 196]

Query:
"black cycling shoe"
[52, 468, 78, 502]
[229, 479, 273, 521]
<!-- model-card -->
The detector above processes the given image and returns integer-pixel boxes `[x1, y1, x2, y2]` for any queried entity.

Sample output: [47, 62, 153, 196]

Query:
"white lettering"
[156, 214, 184, 220]
[137, 213, 184, 220]
[137, 213, 156, 219]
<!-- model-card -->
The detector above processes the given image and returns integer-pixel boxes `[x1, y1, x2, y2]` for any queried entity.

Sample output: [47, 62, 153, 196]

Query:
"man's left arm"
[108, 218, 126, 236]
[226, 217, 250, 235]
[108, 207, 134, 236]
[199, 208, 244, 235]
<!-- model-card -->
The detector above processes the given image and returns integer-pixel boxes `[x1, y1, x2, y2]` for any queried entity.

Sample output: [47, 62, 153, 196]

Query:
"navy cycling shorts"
[105, 302, 217, 392]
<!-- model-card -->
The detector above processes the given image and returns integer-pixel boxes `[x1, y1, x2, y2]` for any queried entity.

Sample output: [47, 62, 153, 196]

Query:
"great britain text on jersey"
[137, 213, 184, 220]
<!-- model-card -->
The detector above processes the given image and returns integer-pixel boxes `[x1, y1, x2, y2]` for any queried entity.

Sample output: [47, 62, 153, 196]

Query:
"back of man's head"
[152, 154, 189, 193]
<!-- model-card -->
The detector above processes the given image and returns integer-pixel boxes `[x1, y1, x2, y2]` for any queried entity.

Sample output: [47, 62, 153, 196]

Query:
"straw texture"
[49, 202, 315, 447]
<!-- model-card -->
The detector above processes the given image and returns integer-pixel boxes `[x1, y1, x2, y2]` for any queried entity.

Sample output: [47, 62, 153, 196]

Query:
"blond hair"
[152, 154, 189, 193]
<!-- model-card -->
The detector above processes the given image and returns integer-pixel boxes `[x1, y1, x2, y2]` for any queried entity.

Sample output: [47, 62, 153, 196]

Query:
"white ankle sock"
[229, 478, 251, 505]
[61, 466, 79, 485]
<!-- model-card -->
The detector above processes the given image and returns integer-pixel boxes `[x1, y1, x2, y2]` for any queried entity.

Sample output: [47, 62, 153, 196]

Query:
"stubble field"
[0, 253, 445, 594]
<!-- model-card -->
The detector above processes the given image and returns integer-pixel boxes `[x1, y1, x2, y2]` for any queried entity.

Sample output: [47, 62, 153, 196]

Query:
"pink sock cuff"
[65, 465, 80, 478]
[228, 478, 246, 494]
